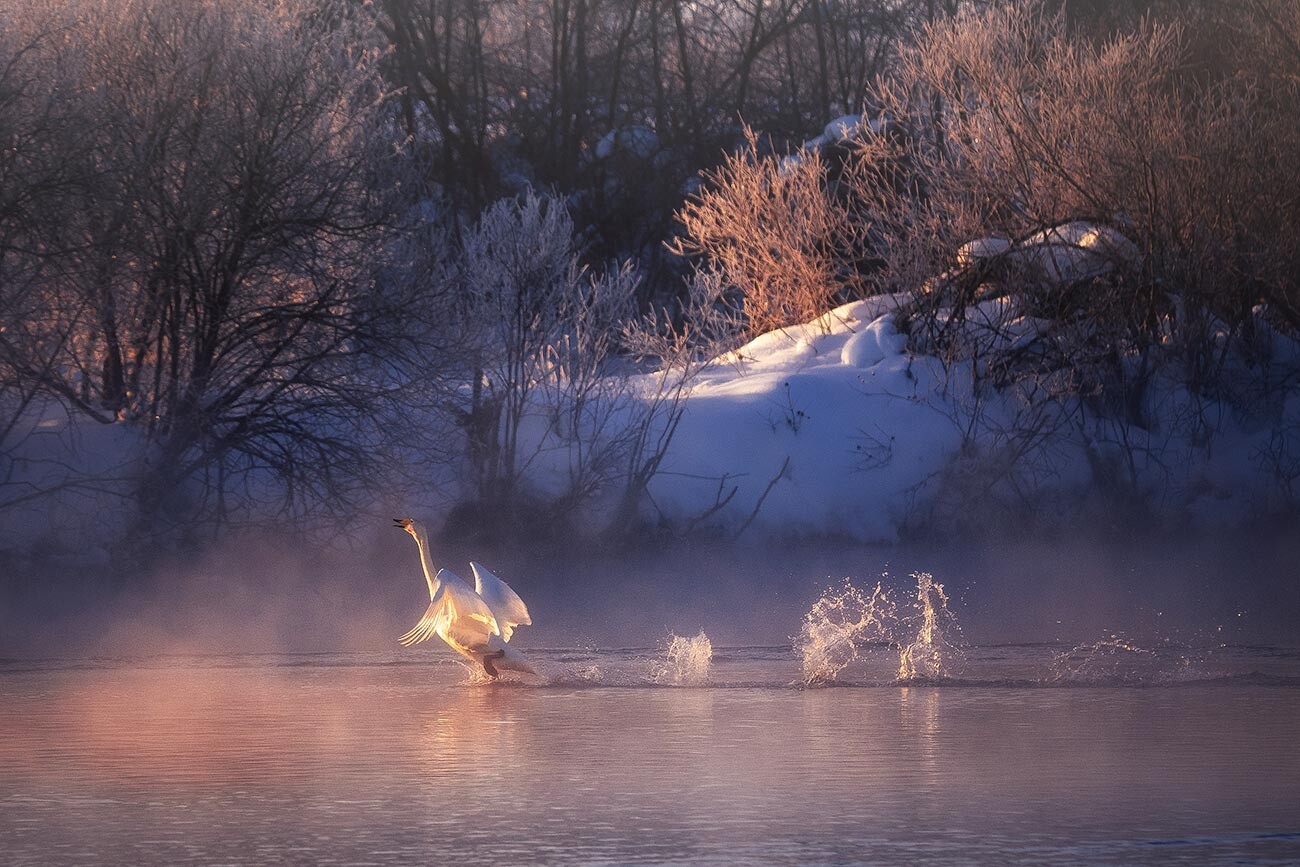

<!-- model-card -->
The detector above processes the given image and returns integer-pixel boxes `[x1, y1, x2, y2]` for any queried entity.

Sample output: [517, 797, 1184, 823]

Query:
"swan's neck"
[413, 530, 439, 598]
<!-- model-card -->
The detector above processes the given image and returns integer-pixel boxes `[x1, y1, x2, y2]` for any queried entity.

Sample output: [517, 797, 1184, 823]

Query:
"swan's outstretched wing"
[470, 562, 532, 643]
[399, 568, 499, 647]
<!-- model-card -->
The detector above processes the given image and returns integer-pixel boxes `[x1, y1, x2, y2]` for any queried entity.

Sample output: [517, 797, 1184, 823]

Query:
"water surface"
[2, 646, 1299, 865]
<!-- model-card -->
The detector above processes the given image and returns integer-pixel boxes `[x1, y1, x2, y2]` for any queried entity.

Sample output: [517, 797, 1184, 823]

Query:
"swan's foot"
[482, 650, 506, 679]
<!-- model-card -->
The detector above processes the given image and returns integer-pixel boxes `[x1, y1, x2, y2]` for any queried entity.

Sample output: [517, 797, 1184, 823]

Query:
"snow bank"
[841, 314, 908, 368]
[644, 295, 973, 541]
[958, 221, 1140, 285]
[956, 237, 1011, 266]
[822, 115, 863, 143]
[781, 114, 879, 175]
[6, 280, 1299, 554]
[595, 125, 659, 161]
[634, 284, 1300, 541]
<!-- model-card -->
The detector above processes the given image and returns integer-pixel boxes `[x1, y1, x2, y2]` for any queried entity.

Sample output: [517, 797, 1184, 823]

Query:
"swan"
[394, 518, 537, 679]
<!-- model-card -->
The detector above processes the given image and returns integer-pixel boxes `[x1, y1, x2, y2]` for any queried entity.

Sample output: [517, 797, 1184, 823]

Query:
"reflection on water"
[2, 648, 1300, 866]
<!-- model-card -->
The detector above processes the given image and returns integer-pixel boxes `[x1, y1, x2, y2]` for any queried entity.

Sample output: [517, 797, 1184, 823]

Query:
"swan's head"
[393, 517, 426, 541]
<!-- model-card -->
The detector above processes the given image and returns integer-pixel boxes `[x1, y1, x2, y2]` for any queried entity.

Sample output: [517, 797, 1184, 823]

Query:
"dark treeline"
[372, 0, 950, 300]
[368, 0, 1200, 291]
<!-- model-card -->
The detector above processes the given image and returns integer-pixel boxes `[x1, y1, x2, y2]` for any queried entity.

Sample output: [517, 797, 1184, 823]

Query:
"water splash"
[1050, 635, 1168, 684]
[797, 572, 963, 684]
[458, 663, 498, 686]
[796, 579, 898, 684]
[653, 631, 713, 686]
[897, 572, 963, 681]
[572, 664, 605, 683]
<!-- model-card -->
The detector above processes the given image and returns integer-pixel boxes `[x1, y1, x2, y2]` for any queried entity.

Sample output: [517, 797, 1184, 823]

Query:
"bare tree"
[441, 192, 659, 536]
[610, 266, 745, 534]
[0, 9, 106, 518]
[1, 0, 416, 543]
[424, 190, 744, 540]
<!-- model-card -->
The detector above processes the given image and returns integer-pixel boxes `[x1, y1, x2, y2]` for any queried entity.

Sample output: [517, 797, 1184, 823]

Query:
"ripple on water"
[1, 649, 1300, 865]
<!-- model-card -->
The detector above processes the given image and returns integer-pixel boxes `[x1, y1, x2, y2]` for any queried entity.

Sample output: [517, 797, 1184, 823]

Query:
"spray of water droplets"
[653, 631, 713, 686]
[797, 572, 962, 685]
[796, 579, 898, 683]
[1050, 635, 1166, 684]
[897, 572, 964, 681]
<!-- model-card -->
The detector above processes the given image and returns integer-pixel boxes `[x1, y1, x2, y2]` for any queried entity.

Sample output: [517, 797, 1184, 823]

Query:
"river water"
[2, 643, 1299, 865]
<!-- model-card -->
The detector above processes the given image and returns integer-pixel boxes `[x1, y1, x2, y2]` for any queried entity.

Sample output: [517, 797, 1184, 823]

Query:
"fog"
[5, 524, 1299, 661]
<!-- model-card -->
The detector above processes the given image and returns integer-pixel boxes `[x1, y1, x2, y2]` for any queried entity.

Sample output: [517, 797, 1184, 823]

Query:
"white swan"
[394, 518, 537, 679]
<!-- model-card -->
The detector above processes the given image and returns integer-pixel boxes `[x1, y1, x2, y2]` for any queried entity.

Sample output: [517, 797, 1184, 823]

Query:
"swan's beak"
[393, 517, 414, 532]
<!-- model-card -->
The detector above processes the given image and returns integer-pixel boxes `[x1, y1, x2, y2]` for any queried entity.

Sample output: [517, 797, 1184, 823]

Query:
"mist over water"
[9, 524, 1298, 693]
[4, 527, 1300, 865]
[4, 526, 1300, 660]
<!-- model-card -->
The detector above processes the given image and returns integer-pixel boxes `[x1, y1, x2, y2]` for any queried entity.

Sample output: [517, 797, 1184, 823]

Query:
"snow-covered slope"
[646, 295, 966, 540]
[5, 281, 1299, 554]
[639, 289, 1300, 541]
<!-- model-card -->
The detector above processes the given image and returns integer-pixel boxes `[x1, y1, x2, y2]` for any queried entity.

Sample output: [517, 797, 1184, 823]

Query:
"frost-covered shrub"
[854, 2, 1300, 414]
[671, 128, 866, 337]
[803, 1, 1300, 526]
[439, 190, 744, 541]
[450, 193, 633, 520]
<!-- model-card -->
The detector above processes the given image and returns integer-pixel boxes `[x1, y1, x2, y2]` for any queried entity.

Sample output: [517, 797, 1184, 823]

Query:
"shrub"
[671, 128, 865, 337]
[853, 1, 1300, 406]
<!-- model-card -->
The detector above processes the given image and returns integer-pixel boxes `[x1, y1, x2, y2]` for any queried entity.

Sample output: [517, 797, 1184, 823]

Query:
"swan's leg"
[482, 650, 505, 679]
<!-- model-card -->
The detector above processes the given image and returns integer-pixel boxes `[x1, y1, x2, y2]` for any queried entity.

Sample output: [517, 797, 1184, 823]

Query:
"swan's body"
[394, 518, 536, 678]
